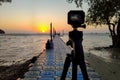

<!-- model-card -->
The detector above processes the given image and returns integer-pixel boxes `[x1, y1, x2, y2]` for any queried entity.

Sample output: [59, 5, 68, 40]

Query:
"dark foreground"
[0, 56, 37, 80]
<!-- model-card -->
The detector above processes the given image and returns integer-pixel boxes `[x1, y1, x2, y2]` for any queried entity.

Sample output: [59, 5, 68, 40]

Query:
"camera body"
[68, 10, 86, 28]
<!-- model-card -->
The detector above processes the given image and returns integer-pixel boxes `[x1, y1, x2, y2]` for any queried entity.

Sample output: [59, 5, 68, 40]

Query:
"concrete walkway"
[23, 36, 101, 80]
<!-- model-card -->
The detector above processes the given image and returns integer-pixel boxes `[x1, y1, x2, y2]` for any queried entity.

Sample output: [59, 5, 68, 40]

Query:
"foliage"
[66, 0, 83, 7]
[87, 0, 120, 25]
[0, 0, 11, 5]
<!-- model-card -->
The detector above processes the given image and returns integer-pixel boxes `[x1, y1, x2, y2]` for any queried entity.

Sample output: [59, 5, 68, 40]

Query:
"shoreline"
[85, 47, 120, 80]
[0, 56, 38, 80]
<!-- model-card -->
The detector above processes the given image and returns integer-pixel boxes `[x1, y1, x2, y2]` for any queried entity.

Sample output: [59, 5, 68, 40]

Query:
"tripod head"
[68, 10, 86, 29]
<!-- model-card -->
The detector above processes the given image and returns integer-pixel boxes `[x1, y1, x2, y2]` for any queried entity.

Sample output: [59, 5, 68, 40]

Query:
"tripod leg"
[79, 57, 89, 80]
[72, 59, 77, 80]
[60, 55, 71, 80]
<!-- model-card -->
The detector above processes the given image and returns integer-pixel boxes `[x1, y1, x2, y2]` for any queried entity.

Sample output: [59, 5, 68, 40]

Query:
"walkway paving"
[23, 36, 101, 80]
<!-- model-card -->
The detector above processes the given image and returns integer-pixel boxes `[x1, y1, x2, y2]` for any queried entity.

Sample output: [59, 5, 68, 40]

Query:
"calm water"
[0, 34, 49, 66]
[0, 33, 119, 66]
[62, 33, 112, 50]
[62, 33, 120, 64]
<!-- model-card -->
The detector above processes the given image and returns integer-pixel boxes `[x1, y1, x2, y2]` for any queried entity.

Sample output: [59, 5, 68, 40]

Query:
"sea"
[0, 33, 119, 66]
[0, 34, 49, 66]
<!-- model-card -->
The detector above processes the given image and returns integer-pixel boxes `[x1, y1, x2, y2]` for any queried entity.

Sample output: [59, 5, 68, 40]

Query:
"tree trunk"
[106, 19, 116, 47]
[115, 18, 120, 47]
[107, 18, 120, 48]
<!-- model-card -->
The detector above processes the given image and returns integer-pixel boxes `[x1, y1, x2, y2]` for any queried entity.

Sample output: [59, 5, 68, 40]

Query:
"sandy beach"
[85, 47, 120, 80]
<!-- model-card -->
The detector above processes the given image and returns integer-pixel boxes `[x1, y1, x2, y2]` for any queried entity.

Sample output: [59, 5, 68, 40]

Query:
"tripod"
[60, 28, 89, 80]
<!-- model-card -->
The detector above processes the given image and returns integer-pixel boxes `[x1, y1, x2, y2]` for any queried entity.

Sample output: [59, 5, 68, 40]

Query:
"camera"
[68, 10, 86, 28]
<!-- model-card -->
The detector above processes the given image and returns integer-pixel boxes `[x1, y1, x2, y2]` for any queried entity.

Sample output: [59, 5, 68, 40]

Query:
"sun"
[37, 24, 48, 33]
[40, 26, 47, 33]
[42, 30, 45, 33]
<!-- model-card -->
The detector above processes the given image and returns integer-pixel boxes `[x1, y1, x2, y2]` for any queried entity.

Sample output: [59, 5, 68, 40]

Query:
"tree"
[0, 29, 5, 34]
[67, 0, 120, 48]
[0, 0, 11, 5]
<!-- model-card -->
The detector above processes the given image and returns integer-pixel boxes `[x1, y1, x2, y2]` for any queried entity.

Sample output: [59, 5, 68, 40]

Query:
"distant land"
[0, 29, 5, 34]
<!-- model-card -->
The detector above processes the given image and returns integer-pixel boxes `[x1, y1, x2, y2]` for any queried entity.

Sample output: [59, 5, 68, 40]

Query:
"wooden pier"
[23, 36, 101, 80]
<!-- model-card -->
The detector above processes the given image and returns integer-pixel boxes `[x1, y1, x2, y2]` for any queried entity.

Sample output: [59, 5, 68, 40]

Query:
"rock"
[0, 29, 5, 34]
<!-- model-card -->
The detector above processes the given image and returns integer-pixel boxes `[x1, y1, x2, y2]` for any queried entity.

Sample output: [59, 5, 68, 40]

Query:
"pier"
[23, 36, 101, 80]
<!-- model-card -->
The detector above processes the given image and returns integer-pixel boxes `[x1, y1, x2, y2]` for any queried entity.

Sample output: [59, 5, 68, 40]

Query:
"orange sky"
[0, 0, 109, 33]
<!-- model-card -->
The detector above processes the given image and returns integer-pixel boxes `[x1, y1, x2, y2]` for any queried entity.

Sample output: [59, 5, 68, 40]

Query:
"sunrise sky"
[0, 0, 108, 33]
